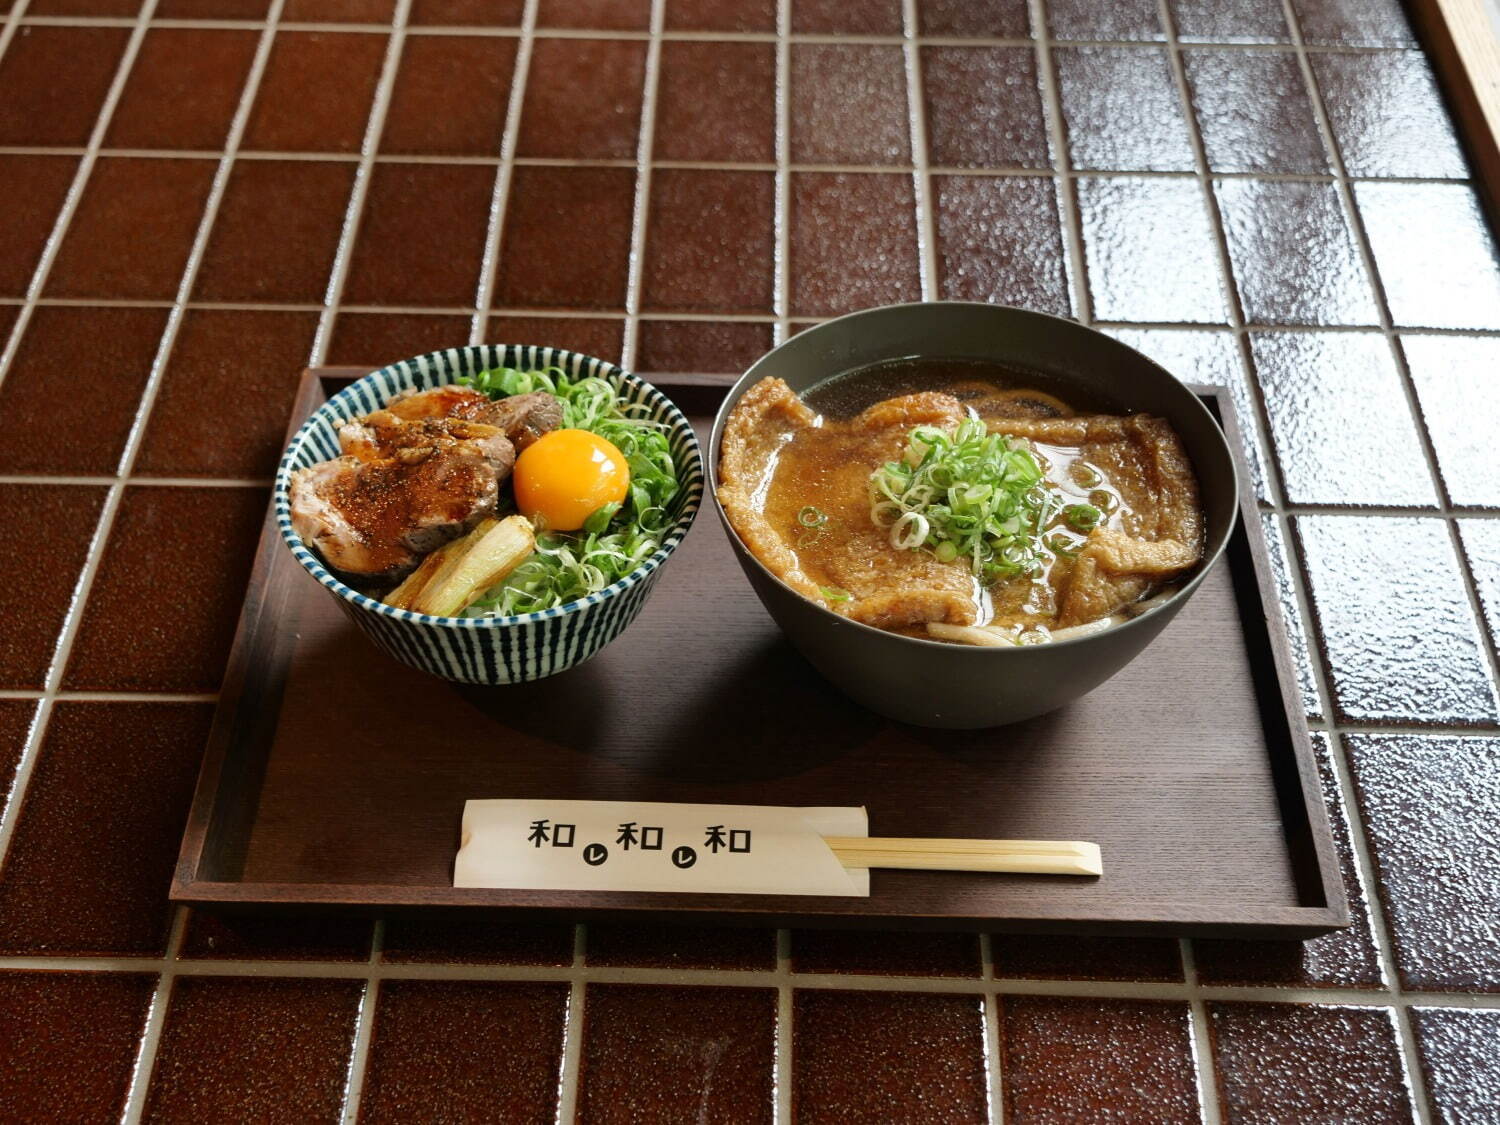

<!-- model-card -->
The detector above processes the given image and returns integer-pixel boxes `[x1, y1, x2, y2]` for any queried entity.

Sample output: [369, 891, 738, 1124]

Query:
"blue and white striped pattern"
[274, 345, 704, 684]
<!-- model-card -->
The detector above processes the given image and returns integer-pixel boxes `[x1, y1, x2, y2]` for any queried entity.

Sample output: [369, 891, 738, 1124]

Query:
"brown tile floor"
[0, 0, 1496, 1119]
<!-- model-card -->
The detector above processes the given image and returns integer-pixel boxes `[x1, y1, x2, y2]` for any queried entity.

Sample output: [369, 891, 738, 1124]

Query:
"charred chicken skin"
[289, 387, 563, 579]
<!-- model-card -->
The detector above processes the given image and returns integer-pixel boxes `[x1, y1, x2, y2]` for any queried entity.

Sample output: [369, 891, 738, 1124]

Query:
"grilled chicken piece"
[387, 387, 564, 451]
[292, 414, 516, 579]
[291, 385, 563, 578]
[338, 413, 515, 472]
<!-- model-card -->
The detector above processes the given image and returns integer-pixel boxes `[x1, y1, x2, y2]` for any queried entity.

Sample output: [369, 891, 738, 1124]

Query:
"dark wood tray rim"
[172, 369, 1347, 939]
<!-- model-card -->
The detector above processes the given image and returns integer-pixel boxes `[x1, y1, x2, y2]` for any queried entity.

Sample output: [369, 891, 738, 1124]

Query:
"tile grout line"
[901, 0, 938, 300]
[774, 927, 793, 1125]
[1180, 939, 1223, 1125]
[467, 0, 539, 344]
[308, 0, 414, 366]
[117, 907, 188, 1124]
[4, 950, 1500, 1004]
[1028, 0, 1090, 322]
[1279, 3, 1500, 718]
[1285, 0, 1495, 1108]
[1156, 4, 1255, 1120]
[59, 10, 296, 1111]
[979, 933, 1005, 1124]
[337, 919, 385, 1125]
[0, 1, 152, 393]
[0, 145, 1477, 185]
[0, 15, 1425, 51]
[552, 924, 588, 1124]
[0, 0, 162, 872]
[0, 0, 34, 71]
[772, 0, 790, 344]
[617, 0, 666, 371]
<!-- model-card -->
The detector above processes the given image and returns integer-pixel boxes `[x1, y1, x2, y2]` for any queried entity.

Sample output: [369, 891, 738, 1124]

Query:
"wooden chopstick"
[822, 836, 1102, 877]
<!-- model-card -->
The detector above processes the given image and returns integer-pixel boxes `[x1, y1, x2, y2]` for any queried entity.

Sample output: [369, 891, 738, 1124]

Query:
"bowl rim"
[707, 301, 1240, 654]
[275, 344, 704, 630]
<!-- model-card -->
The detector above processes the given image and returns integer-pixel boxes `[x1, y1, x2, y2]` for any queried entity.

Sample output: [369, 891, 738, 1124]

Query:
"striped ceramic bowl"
[274, 345, 703, 684]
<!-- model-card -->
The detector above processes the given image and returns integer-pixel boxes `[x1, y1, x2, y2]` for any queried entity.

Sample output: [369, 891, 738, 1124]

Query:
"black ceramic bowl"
[708, 303, 1240, 728]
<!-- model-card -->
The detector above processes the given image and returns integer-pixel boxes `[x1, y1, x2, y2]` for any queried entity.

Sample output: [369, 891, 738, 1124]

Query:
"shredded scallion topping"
[868, 417, 1064, 583]
[456, 365, 680, 616]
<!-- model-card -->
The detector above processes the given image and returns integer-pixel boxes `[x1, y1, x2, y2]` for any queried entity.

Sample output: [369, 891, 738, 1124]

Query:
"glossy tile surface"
[789, 173, 919, 316]
[46, 157, 216, 300]
[193, 159, 356, 303]
[65, 487, 267, 692]
[243, 31, 387, 153]
[1403, 335, 1500, 508]
[578, 985, 775, 1123]
[1209, 1002, 1412, 1123]
[341, 162, 494, 307]
[1410, 1008, 1500, 1125]
[641, 169, 775, 313]
[792, 930, 981, 977]
[1047, 0, 1162, 41]
[179, 911, 373, 962]
[1347, 735, 1500, 992]
[932, 175, 1070, 315]
[360, 981, 567, 1122]
[1055, 46, 1195, 172]
[0, 26, 129, 145]
[922, 46, 1049, 169]
[1217, 180, 1378, 326]
[917, 0, 1028, 36]
[0, 4, 1493, 1118]
[791, 44, 908, 166]
[0, 154, 76, 296]
[493, 166, 635, 309]
[1296, 516, 1498, 726]
[634, 319, 770, 373]
[1170, 0, 1288, 42]
[136, 309, 321, 478]
[0, 971, 155, 1123]
[1002, 996, 1200, 1122]
[1185, 49, 1327, 173]
[585, 924, 775, 970]
[1310, 52, 1467, 179]
[1355, 182, 1500, 331]
[0, 702, 211, 955]
[380, 35, 516, 156]
[144, 977, 362, 1122]
[516, 39, 645, 160]
[992, 934, 1184, 982]
[106, 28, 257, 151]
[1249, 331, 1432, 505]
[0, 305, 167, 475]
[0, 484, 105, 689]
[794, 990, 988, 1122]
[1076, 176, 1228, 323]
[653, 41, 774, 163]
[1458, 519, 1500, 651]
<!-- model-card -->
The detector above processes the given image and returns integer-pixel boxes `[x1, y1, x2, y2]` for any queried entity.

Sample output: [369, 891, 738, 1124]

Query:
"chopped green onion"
[456, 365, 681, 616]
[1071, 461, 1104, 488]
[798, 505, 828, 528]
[867, 417, 1059, 582]
[1064, 503, 1102, 532]
[819, 585, 852, 603]
[1089, 488, 1120, 514]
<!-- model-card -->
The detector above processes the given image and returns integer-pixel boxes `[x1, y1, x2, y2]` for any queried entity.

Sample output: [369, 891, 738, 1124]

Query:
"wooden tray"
[172, 370, 1348, 938]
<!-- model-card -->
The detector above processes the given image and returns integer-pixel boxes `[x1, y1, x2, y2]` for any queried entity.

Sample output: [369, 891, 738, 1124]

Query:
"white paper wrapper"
[454, 799, 869, 896]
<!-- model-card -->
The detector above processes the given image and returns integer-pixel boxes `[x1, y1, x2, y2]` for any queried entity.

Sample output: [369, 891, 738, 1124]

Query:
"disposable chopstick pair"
[822, 836, 1102, 877]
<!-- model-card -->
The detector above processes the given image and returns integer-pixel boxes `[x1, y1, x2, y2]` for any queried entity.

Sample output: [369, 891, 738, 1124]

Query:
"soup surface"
[717, 359, 1204, 645]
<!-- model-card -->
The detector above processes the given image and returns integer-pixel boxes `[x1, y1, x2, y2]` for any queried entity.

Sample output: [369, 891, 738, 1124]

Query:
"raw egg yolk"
[513, 429, 630, 532]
